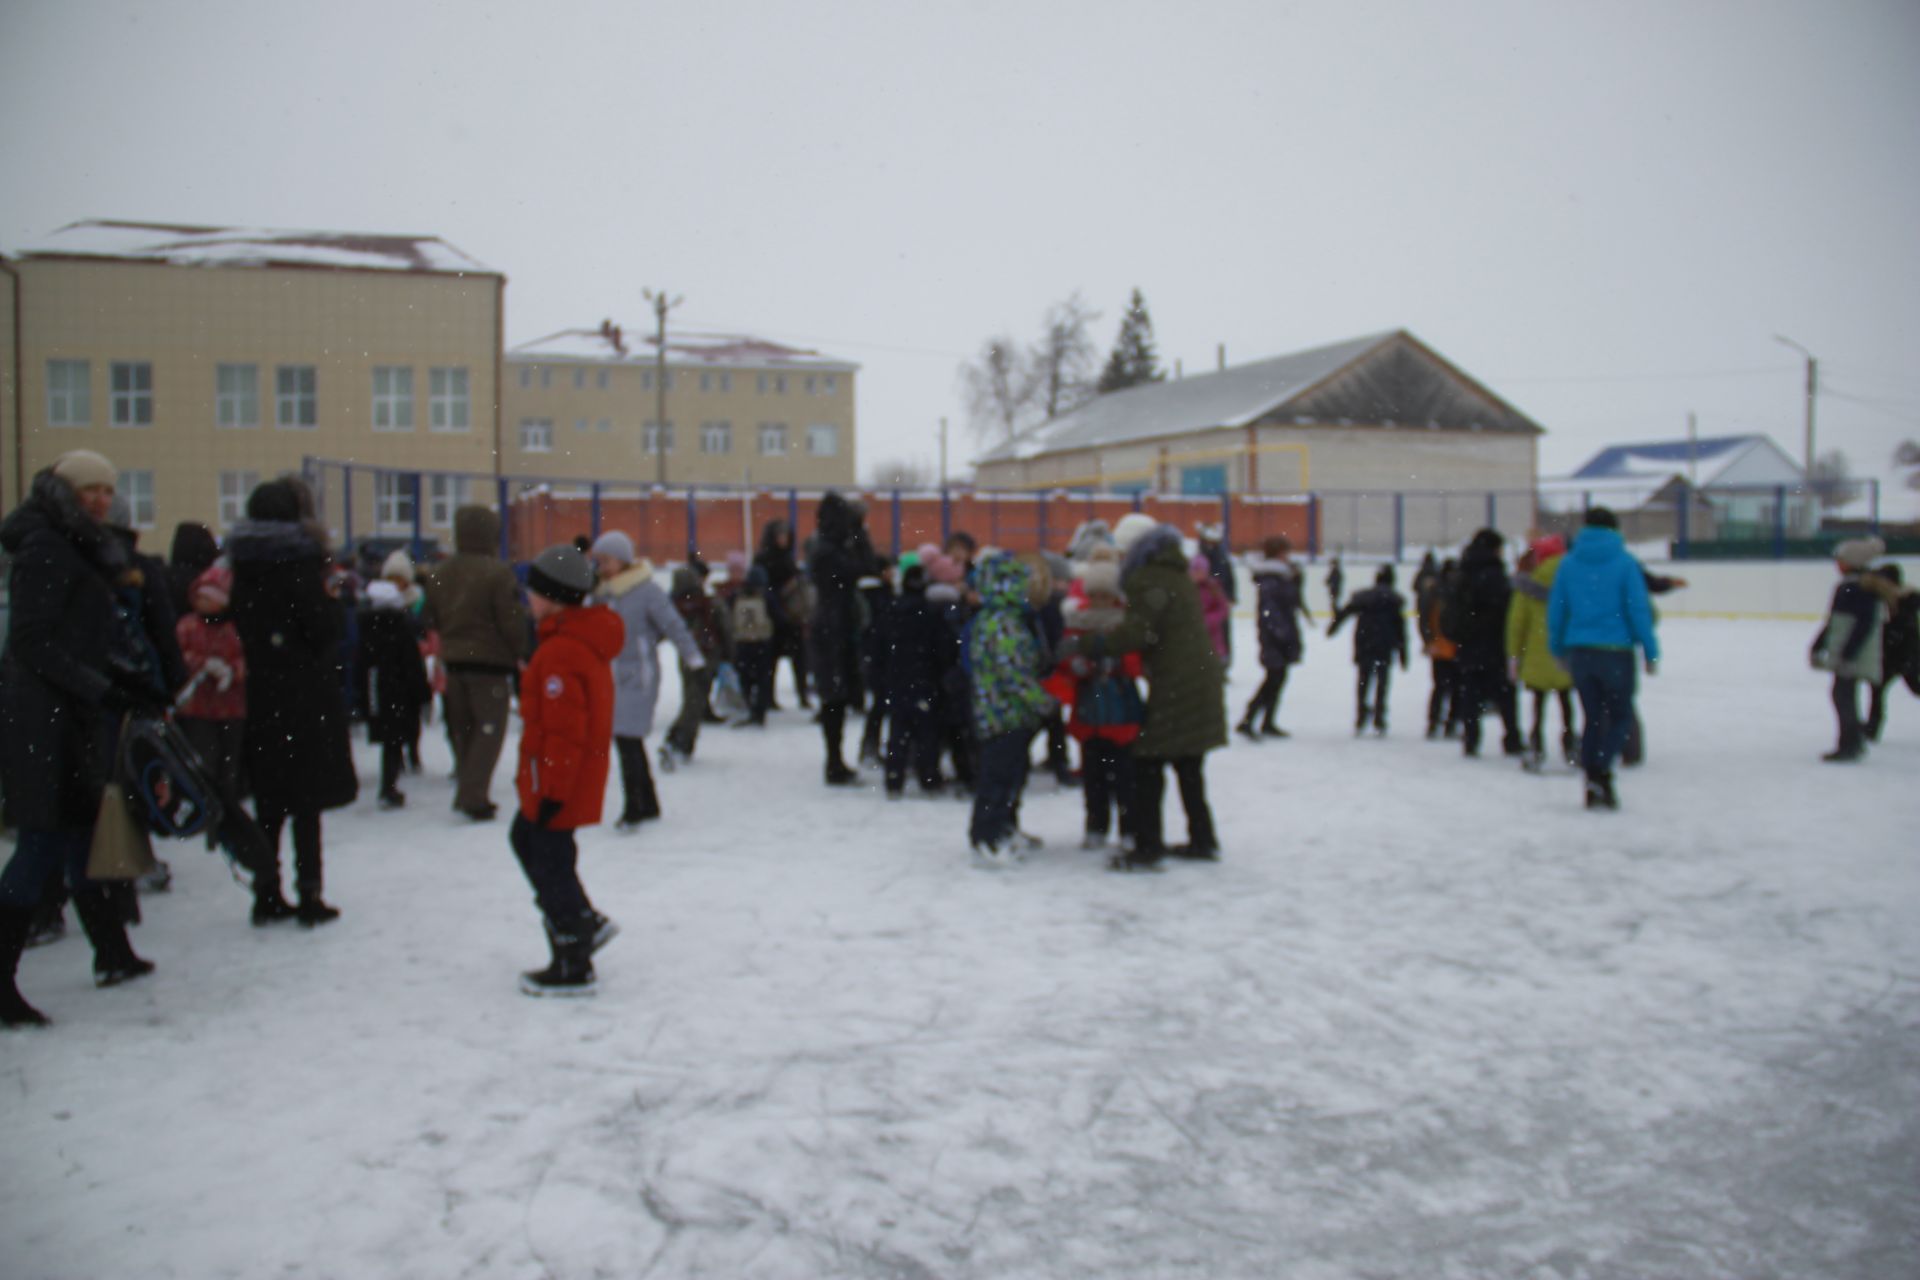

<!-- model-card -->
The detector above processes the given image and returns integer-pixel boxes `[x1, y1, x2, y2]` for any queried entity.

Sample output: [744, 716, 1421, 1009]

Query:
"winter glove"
[536, 799, 564, 830]
[1644, 658, 1659, 677]
[203, 657, 234, 691]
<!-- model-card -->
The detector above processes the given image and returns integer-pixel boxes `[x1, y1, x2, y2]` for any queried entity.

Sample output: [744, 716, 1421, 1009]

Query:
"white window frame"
[276, 365, 317, 430]
[758, 423, 788, 456]
[46, 359, 90, 426]
[429, 367, 470, 432]
[218, 470, 259, 528]
[427, 475, 470, 528]
[824, 374, 838, 395]
[120, 469, 156, 528]
[572, 368, 586, 389]
[596, 418, 611, 433]
[372, 366, 415, 432]
[700, 421, 732, 454]
[216, 363, 259, 428]
[807, 423, 839, 457]
[110, 361, 154, 427]
[519, 418, 553, 453]
[518, 366, 532, 389]
[644, 421, 675, 455]
[374, 472, 417, 533]
[596, 369, 609, 390]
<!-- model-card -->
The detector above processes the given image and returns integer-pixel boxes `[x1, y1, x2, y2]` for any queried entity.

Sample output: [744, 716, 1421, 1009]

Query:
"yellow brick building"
[1, 220, 504, 543]
[501, 322, 858, 491]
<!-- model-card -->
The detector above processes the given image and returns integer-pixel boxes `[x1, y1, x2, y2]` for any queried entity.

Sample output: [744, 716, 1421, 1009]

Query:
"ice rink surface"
[5, 617, 1916, 1280]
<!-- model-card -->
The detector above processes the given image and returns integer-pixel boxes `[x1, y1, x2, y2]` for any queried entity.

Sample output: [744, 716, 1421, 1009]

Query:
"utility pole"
[938, 416, 948, 490]
[644, 288, 683, 487]
[1773, 334, 1818, 481]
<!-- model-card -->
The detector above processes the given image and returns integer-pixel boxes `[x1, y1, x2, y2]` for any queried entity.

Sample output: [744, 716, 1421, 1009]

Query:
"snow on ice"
[3, 617, 1915, 1279]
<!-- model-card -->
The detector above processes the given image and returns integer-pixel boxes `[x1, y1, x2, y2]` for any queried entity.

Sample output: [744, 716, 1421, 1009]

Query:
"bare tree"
[1031, 292, 1100, 421]
[866, 456, 935, 490]
[1895, 439, 1920, 491]
[1810, 449, 1864, 506]
[959, 336, 1038, 442]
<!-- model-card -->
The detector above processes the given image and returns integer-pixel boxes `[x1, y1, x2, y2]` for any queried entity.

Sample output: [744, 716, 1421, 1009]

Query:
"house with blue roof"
[1539, 433, 1813, 541]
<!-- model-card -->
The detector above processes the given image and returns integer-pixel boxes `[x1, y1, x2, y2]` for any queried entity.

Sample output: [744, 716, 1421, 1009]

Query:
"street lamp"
[1772, 334, 1818, 482]
[643, 288, 683, 488]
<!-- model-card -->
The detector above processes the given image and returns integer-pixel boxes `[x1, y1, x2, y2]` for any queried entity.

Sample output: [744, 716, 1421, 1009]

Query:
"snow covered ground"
[4, 616, 1916, 1280]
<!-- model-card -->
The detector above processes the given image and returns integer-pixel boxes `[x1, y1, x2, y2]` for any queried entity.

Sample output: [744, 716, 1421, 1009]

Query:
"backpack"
[731, 593, 775, 644]
[779, 576, 815, 628]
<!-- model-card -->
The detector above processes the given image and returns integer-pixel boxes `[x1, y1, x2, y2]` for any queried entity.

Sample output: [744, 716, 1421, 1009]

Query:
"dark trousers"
[860, 690, 889, 762]
[255, 801, 325, 900]
[1528, 688, 1578, 753]
[1133, 755, 1216, 855]
[1428, 658, 1459, 733]
[179, 716, 246, 804]
[1242, 665, 1290, 729]
[969, 728, 1034, 848]
[1832, 675, 1865, 755]
[942, 723, 976, 789]
[1356, 660, 1391, 728]
[444, 669, 514, 811]
[509, 813, 590, 929]
[380, 742, 405, 796]
[1081, 738, 1135, 839]
[666, 664, 714, 758]
[1567, 648, 1637, 775]
[0, 829, 92, 909]
[820, 700, 850, 768]
[734, 642, 773, 722]
[1458, 666, 1520, 754]
[775, 628, 810, 706]
[884, 701, 942, 792]
[1866, 679, 1891, 741]
[1043, 711, 1071, 778]
[614, 735, 660, 823]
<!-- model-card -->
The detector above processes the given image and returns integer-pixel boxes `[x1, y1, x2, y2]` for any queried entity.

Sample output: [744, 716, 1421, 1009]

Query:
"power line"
[1495, 366, 1788, 386]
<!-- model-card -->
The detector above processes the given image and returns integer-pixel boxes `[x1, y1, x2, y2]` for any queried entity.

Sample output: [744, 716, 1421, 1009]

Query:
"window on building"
[575, 418, 590, 433]
[572, 368, 586, 389]
[429, 367, 469, 432]
[46, 359, 90, 426]
[428, 475, 470, 528]
[807, 424, 839, 457]
[110, 362, 153, 427]
[824, 374, 838, 395]
[372, 366, 414, 431]
[756, 373, 767, 395]
[276, 365, 317, 429]
[596, 419, 611, 433]
[701, 421, 733, 454]
[805, 375, 816, 395]
[120, 469, 155, 527]
[644, 422, 675, 455]
[596, 369, 609, 390]
[519, 418, 553, 452]
[758, 423, 788, 456]
[518, 366, 532, 389]
[216, 364, 259, 428]
[539, 367, 551, 389]
[374, 472, 416, 531]
[699, 372, 713, 393]
[218, 470, 259, 527]
[641, 370, 651, 391]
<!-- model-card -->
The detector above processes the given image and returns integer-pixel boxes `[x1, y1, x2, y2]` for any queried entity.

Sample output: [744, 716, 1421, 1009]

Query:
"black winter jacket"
[1446, 537, 1512, 673]
[1329, 585, 1409, 667]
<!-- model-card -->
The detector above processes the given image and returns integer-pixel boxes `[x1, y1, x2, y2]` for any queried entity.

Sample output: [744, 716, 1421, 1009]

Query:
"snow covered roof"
[15, 219, 497, 276]
[510, 324, 857, 371]
[976, 330, 1541, 465]
[1535, 474, 1687, 514]
[1564, 434, 1802, 489]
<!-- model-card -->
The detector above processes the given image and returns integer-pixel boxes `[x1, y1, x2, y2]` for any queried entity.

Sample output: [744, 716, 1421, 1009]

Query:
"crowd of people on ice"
[3, 449, 1917, 1014]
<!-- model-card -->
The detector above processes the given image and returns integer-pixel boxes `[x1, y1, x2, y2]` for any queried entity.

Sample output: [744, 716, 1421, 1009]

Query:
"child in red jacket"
[175, 564, 248, 802]
[1042, 549, 1145, 851]
[511, 544, 625, 997]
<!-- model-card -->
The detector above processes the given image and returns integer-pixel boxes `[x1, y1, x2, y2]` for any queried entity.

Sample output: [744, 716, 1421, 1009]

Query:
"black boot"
[251, 891, 298, 927]
[1, 907, 51, 1028]
[71, 885, 155, 988]
[296, 894, 341, 928]
[1235, 719, 1260, 743]
[521, 917, 596, 997]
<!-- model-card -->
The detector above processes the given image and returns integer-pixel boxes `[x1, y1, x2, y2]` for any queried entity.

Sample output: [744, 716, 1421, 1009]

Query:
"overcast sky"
[4, 0, 1916, 512]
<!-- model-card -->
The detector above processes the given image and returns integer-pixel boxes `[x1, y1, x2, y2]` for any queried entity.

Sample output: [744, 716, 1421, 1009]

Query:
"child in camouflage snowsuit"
[965, 555, 1055, 864]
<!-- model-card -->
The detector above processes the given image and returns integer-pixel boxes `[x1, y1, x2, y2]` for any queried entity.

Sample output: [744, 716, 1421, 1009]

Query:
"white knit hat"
[381, 550, 415, 583]
[52, 449, 117, 493]
[590, 530, 635, 565]
[1112, 513, 1159, 554]
[1834, 536, 1885, 570]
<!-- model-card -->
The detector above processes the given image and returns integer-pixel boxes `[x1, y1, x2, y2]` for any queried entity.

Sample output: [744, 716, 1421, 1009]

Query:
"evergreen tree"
[1096, 288, 1165, 395]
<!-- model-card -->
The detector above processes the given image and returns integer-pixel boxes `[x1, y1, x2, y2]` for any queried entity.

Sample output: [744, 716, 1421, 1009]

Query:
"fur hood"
[0, 468, 132, 580]
[226, 518, 328, 566]
[1121, 524, 1184, 581]
[597, 561, 658, 598]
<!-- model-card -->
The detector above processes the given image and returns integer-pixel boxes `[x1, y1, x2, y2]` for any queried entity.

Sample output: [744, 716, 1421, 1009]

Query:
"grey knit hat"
[1834, 536, 1885, 571]
[528, 543, 595, 606]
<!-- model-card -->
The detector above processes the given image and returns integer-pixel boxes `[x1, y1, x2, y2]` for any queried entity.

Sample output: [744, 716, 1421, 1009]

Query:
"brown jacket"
[421, 506, 526, 673]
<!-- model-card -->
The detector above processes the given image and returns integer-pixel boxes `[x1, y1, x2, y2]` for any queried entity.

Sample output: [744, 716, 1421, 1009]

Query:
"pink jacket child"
[1190, 554, 1232, 660]
[175, 565, 247, 720]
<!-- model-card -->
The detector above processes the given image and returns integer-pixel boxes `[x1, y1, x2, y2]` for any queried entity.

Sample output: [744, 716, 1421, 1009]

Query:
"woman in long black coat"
[1445, 528, 1523, 757]
[228, 477, 358, 926]
[806, 493, 881, 784]
[754, 518, 810, 709]
[1, 455, 165, 1026]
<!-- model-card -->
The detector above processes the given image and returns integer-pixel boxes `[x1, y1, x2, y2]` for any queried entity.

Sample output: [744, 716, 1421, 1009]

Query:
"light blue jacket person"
[1547, 525, 1660, 665]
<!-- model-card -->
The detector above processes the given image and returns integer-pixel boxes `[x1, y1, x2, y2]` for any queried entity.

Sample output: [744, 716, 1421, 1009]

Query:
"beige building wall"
[0, 263, 15, 507]
[501, 358, 857, 491]
[11, 257, 502, 540]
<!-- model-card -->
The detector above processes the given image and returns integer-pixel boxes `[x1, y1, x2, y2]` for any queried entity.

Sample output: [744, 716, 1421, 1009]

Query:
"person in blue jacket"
[1547, 508, 1660, 810]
